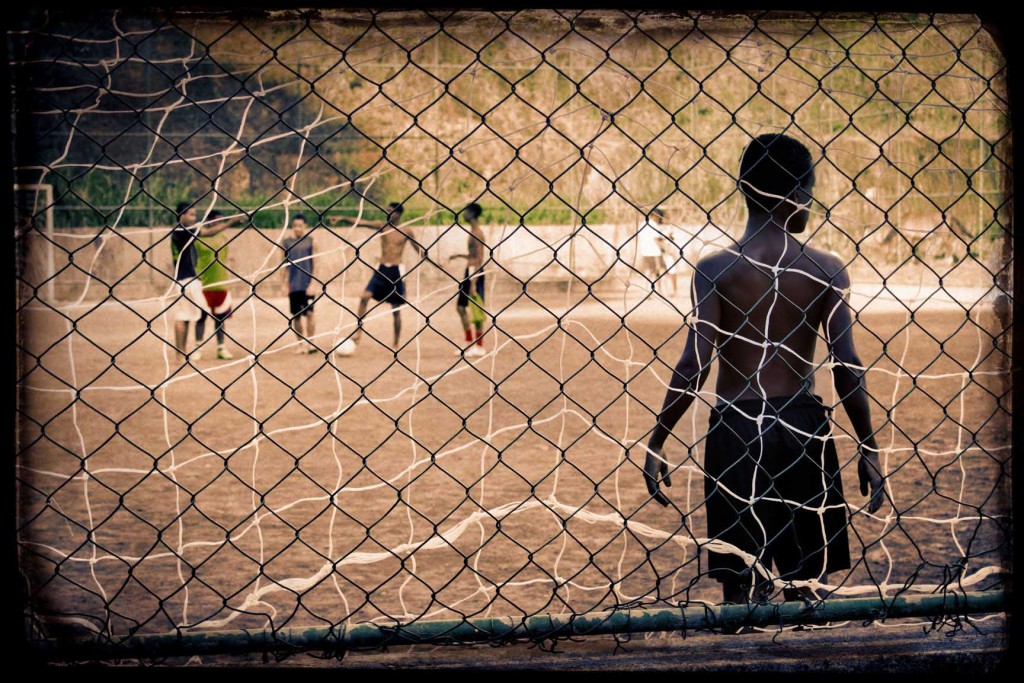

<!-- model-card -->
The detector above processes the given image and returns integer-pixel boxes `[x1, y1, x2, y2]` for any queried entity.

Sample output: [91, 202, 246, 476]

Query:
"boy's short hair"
[463, 203, 482, 220]
[291, 213, 307, 225]
[387, 202, 404, 217]
[738, 134, 814, 210]
[652, 206, 666, 220]
[176, 202, 192, 219]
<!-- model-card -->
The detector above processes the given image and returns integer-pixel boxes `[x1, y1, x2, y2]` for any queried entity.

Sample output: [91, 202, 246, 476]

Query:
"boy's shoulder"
[283, 234, 312, 247]
[692, 241, 740, 277]
[800, 243, 846, 279]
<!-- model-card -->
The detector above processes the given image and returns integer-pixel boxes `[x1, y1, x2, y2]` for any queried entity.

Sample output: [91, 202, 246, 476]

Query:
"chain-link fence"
[11, 8, 1012, 663]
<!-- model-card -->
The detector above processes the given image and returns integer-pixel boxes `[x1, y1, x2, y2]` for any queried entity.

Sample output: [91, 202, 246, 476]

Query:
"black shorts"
[289, 291, 315, 317]
[457, 268, 485, 307]
[703, 393, 850, 584]
[366, 264, 406, 306]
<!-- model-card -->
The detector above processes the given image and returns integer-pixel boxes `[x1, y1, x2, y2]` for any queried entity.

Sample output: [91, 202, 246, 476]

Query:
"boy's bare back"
[643, 133, 883, 524]
[697, 240, 846, 404]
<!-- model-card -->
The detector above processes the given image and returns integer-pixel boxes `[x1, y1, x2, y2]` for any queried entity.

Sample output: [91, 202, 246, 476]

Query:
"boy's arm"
[198, 220, 230, 237]
[468, 228, 486, 273]
[306, 240, 317, 296]
[452, 231, 484, 264]
[405, 226, 428, 258]
[824, 263, 886, 513]
[643, 263, 720, 506]
[331, 216, 387, 231]
[279, 242, 291, 294]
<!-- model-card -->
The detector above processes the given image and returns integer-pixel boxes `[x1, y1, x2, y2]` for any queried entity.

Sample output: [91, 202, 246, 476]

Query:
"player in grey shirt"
[282, 214, 318, 353]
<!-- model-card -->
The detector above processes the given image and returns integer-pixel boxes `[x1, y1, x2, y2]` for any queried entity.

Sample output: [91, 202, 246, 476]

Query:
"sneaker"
[190, 349, 203, 361]
[217, 347, 234, 360]
[465, 345, 486, 358]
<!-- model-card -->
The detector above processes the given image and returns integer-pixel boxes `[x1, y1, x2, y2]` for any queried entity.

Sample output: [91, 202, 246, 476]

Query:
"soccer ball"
[336, 339, 357, 357]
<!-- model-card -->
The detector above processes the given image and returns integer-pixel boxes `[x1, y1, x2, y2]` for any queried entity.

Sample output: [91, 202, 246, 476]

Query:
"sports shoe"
[190, 349, 203, 361]
[217, 347, 234, 360]
[465, 345, 486, 358]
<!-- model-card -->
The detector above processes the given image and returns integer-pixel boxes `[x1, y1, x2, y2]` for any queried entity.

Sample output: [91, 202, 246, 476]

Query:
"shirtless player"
[642, 134, 886, 605]
[449, 203, 487, 358]
[332, 202, 423, 351]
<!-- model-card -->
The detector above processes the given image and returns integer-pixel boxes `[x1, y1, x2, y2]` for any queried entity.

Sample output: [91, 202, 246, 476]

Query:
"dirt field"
[15, 272, 1011, 643]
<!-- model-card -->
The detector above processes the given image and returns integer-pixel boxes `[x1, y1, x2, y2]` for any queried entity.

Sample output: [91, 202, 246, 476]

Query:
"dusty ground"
[16, 273, 1011, 655]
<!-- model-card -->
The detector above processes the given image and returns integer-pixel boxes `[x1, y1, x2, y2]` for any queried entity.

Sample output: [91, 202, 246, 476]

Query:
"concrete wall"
[18, 219, 1002, 306]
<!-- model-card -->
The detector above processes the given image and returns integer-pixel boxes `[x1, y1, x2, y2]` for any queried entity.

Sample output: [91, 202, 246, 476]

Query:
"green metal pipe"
[34, 591, 1007, 661]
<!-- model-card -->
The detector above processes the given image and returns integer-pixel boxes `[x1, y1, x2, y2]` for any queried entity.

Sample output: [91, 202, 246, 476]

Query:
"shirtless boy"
[642, 134, 886, 604]
[449, 203, 488, 358]
[333, 202, 423, 351]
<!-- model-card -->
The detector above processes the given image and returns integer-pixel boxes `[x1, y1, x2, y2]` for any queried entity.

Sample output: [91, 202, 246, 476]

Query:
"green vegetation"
[36, 12, 1008, 266]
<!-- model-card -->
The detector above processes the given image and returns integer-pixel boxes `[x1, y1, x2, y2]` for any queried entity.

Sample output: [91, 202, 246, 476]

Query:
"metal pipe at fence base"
[32, 590, 1006, 661]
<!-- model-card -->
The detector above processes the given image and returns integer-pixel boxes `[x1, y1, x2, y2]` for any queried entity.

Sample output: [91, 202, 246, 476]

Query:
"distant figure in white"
[659, 217, 734, 297]
[635, 206, 668, 292]
[656, 208, 687, 296]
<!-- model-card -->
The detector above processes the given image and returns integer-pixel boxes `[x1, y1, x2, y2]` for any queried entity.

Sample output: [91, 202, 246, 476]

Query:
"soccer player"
[333, 202, 422, 352]
[635, 207, 667, 291]
[449, 203, 487, 358]
[653, 207, 687, 296]
[193, 210, 237, 360]
[169, 202, 228, 361]
[282, 213, 319, 354]
[642, 134, 886, 605]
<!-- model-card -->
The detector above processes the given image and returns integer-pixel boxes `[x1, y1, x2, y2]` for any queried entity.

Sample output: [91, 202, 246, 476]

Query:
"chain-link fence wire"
[10, 8, 1012, 661]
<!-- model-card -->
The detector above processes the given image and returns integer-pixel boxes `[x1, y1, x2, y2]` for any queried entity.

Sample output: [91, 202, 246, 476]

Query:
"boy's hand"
[643, 443, 672, 507]
[858, 448, 885, 513]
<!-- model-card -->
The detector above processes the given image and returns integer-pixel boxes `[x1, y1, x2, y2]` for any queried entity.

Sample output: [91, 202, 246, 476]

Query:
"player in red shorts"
[169, 202, 230, 362]
[449, 203, 488, 358]
[194, 209, 238, 360]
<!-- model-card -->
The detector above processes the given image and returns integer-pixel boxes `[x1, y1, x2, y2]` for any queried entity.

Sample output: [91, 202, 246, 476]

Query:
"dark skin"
[450, 207, 486, 335]
[643, 176, 886, 603]
[331, 207, 425, 349]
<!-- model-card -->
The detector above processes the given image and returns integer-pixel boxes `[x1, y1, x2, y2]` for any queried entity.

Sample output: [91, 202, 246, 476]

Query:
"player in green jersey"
[194, 210, 238, 360]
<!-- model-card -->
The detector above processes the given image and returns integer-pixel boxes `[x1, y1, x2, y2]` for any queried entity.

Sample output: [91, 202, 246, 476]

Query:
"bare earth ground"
[16, 273, 1011, 660]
